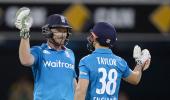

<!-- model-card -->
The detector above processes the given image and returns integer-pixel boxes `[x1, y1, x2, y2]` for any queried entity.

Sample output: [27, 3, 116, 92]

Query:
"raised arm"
[19, 38, 34, 66]
[15, 7, 34, 66]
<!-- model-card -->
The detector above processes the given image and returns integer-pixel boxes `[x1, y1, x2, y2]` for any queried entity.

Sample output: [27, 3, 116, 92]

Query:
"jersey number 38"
[96, 68, 118, 95]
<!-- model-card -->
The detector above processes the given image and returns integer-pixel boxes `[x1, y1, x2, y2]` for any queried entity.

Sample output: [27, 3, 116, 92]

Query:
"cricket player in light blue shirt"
[75, 22, 151, 100]
[15, 7, 77, 100]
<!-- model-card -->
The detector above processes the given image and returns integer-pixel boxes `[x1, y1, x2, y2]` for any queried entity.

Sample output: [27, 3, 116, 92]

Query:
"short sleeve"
[30, 46, 42, 66]
[78, 59, 90, 80]
[66, 49, 77, 78]
[122, 61, 132, 78]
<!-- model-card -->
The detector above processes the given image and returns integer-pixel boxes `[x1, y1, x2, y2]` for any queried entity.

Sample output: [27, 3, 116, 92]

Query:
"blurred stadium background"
[0, 0, 170, 100]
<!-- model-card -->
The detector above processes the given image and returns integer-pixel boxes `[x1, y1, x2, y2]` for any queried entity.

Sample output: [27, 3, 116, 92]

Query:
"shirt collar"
[43, 43, 52, 50]
[93, 48, 113, 54]
[44, 43, 66, 51]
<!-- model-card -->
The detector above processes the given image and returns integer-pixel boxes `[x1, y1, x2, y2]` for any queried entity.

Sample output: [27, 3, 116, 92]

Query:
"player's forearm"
[19, 38, 34, 66]
[132, 65, 143, 85]
[123, 64, 143, 85]
[74, 84, 86, 100]
[75, 78, 89, 100]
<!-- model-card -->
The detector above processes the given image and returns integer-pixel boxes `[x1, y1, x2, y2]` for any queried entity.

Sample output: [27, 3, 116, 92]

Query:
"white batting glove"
[133, 45, 151, 71]
[133, 45, 142, 59]
[140, 49, 151, 70]
[15, 7, 33, 39]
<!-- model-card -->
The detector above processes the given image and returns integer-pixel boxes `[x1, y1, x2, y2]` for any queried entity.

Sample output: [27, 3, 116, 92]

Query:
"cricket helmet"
[42, 14, 72, 38]
[91, 22, 117, 47]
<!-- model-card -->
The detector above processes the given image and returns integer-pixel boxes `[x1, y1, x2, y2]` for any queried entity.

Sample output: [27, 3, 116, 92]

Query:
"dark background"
[0, 2, 170, 100]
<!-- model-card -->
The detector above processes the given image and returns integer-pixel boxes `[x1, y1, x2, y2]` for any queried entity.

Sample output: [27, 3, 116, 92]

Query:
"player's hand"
[140, 49, 151, 70]
[143, 58, 151, 71]
[133, 45, 151, 71]
[15, 7, 33, 39]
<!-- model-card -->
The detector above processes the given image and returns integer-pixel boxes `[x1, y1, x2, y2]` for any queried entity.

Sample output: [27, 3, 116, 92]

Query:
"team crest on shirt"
[65, 51, 70, 58]
[43, 50, 51, 54]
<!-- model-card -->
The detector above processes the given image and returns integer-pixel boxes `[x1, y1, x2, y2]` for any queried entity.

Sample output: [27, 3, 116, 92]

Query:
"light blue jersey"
[79, 48, 132, 100]
[31, 43, 76, 100]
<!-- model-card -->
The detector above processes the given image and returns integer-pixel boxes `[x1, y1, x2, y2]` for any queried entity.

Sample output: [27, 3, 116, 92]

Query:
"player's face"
[51, 27, 67, 45]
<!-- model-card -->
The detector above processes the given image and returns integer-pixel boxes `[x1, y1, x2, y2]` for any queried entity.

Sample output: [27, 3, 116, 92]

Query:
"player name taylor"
[96, 57, 117, 66]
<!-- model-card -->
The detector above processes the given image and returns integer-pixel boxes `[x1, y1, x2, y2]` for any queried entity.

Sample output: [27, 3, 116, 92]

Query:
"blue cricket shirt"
[31, 43, 76, 100]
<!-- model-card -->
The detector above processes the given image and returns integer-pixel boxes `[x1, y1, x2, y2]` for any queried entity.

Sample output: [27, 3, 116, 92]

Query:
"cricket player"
[74, 22, 151, 100]
[15, 7, 77, 100]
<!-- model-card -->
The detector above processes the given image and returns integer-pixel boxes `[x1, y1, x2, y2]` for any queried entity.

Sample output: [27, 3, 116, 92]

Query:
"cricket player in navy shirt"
[15, 7, 77, 100]
[75, 22, 151, 100]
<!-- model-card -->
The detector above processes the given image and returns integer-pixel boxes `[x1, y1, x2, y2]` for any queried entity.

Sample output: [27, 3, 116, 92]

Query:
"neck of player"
[94, 42, 109, 49]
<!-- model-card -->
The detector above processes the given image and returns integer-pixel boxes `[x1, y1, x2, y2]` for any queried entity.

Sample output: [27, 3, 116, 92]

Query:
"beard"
[53, 37, 66, 45]
[49, 33, 67, 47]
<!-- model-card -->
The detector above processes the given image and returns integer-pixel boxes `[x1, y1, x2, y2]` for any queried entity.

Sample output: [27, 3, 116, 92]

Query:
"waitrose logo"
[43, 60, 74, 70]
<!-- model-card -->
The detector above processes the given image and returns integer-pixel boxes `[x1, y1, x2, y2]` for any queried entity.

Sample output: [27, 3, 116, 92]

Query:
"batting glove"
[15, 7, 33, 39]
[133, 45, 151, 71]
[133, 45, 142, 60]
